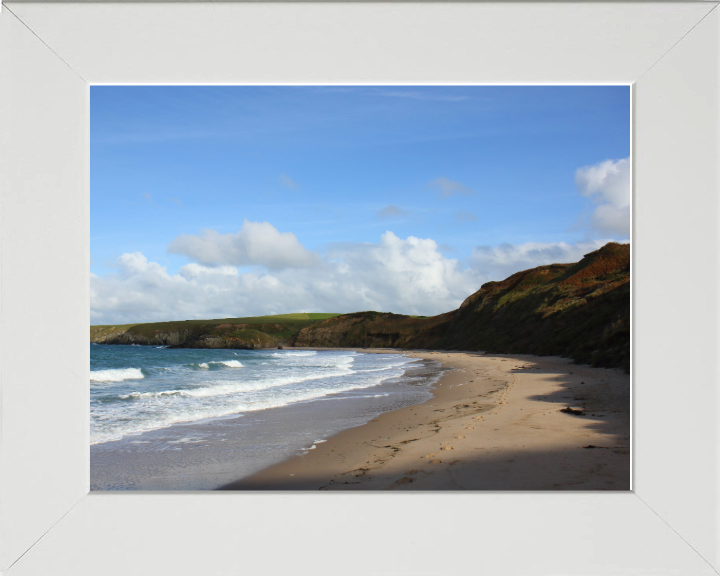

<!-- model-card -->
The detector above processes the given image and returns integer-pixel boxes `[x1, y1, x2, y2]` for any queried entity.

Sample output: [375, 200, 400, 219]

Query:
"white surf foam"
[91, 368, 144, 382]
[90, 349, 424, 444]
[191, 360, 243, 370]
[214, 360, 243, 368]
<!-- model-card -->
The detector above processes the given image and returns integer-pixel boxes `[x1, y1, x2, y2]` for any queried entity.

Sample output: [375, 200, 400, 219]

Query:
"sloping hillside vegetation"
[291, 311, 451, 349]
[292, 243, 630, 370]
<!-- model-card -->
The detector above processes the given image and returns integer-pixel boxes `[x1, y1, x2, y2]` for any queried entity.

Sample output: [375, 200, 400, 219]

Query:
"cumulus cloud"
[91, 231, 485, 324]
[179, 263, 239, 280]
[575, 157, 630, 237]
[428, 177, 474, 198]
[167, 220, 319, 270]
[92, 228, 620, 325]
[376, 204, 409, 220]
[323, 232, 479, 310]
[469, 239, 610, 280]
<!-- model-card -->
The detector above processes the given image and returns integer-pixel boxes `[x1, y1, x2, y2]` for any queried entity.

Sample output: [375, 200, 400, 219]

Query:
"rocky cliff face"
[170, 329, 278, 350]
[293, 243, 630, 370]
[90, 323, 280, 349]
[91, 329, 191, 346]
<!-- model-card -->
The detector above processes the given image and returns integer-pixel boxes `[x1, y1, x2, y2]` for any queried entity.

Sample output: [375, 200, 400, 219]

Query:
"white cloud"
[179, 263, 239, 279]
[92, 231, 620, 325]
[91, 231, 485, 324]
[167, 220, 319, 270]
[469, 239, 611, 280]
[575, 157, 630, 237]
[428, 177, 474, 198]
[323, 232, 479, 310]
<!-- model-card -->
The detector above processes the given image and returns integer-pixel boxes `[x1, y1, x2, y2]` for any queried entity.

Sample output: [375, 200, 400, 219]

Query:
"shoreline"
[91, 347, 441, 490]
[221, 348, 630, 490]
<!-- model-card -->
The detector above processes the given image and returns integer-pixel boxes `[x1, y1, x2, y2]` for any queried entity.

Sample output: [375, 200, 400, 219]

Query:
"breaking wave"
[91, 368, 145, 382]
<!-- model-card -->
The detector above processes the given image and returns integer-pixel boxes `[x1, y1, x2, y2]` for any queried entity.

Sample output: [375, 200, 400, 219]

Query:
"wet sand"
[222, 350, 630, 490]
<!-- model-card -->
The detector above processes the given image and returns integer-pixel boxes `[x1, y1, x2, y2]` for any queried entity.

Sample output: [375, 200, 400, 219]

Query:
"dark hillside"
[293, 243, 630, 370]
[291, 311, 452, 349]
[437, 242, 630, 369]
[90, 313, 343, 349]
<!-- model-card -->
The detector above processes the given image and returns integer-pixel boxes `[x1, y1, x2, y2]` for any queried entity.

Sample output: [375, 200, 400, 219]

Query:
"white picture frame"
[1, 2, 718, 574]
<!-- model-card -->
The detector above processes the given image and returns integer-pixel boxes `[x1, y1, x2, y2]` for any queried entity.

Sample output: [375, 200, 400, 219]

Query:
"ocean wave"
[90, 348, 425, 445]
[117, 365, 356, 401]
[188, 360, 243, 370]
[217, 360, 243, 368]
[91, 368, 145, 382]
[91, 372, 408, 444]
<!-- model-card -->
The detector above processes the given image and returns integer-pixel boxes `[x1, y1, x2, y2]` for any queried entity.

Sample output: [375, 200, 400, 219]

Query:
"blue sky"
[91, 86, 630, 324]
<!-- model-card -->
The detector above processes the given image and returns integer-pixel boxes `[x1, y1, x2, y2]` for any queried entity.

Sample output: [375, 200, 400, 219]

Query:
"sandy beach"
[221, 349, 630, 490]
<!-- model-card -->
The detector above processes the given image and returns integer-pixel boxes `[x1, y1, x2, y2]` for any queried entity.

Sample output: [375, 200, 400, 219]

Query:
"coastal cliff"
[91, 243, 630, 369]
[90, 315, 340, 350]
[292, 242, 630, 370]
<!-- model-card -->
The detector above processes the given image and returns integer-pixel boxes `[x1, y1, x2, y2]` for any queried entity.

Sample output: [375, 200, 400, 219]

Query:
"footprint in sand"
[456, 435, 466, 439]
[442, 446, 454, 451]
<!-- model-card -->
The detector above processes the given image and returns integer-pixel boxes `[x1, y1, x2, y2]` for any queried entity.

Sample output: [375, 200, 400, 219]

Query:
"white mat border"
[1, 3, 718, 575]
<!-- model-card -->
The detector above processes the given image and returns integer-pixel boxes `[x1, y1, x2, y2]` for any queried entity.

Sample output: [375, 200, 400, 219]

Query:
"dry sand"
[221, 350, 630, 490]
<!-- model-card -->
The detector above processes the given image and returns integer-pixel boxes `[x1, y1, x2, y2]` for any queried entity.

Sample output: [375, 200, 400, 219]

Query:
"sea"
[90, 344, 444, 490]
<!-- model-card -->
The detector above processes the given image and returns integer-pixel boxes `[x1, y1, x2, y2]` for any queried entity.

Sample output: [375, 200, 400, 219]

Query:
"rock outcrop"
[170, 329, 278, 350]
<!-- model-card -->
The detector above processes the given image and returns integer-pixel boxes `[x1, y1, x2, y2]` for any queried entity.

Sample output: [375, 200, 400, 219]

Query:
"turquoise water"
[91, 345, 442, 489]
[91, 345, 421, 445]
